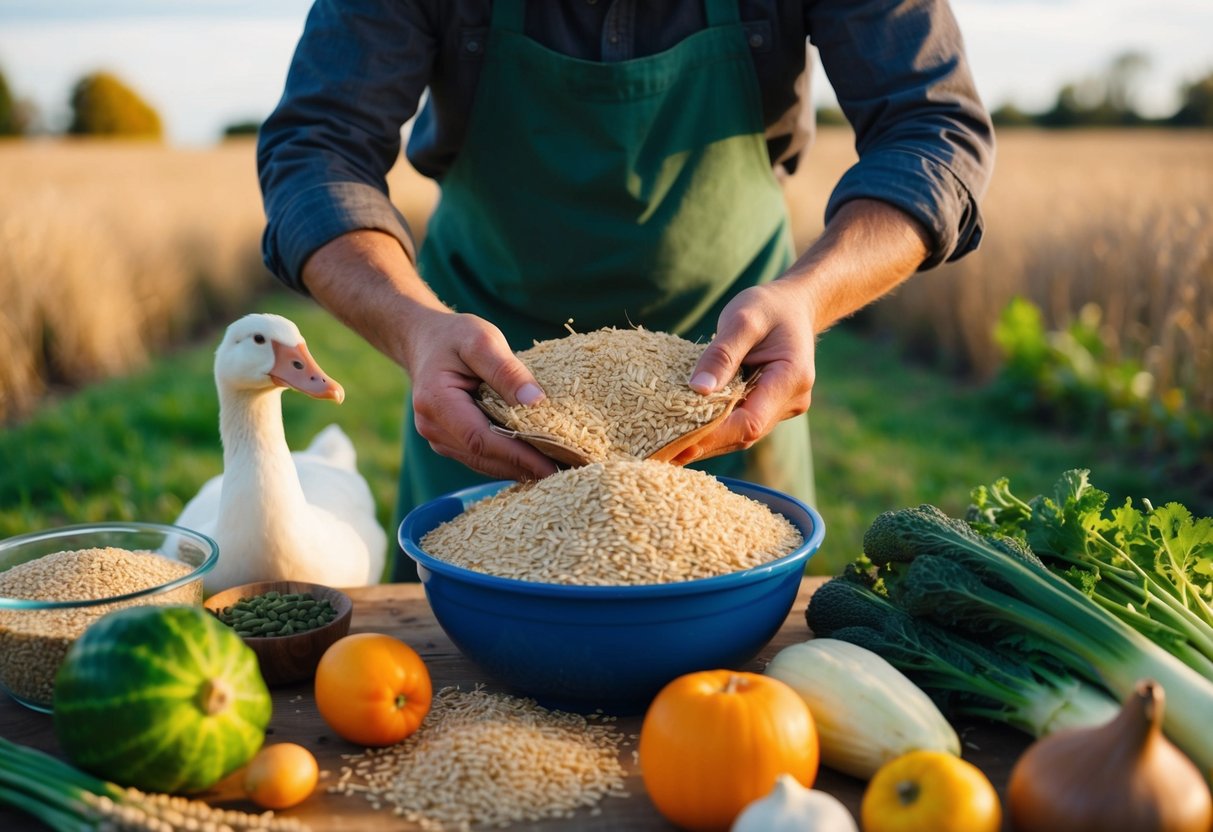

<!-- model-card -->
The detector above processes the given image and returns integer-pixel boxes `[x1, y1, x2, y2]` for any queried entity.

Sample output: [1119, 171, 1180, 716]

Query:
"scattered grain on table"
[0, 547, 196, 706]
[419, 459, 803, 585]
[331, 685, 629, 831]
[478, 326, 746, 461]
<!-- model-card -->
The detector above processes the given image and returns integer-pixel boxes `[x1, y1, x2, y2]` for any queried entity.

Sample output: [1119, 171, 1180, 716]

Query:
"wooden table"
[0, 578, 1031, 830]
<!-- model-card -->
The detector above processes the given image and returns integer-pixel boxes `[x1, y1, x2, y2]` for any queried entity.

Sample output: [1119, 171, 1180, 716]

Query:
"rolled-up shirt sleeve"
[809, 0, 995, 269]
[257, 0, 434, 292]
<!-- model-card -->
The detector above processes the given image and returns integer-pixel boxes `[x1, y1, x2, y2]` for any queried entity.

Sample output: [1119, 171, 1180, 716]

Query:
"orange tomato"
[861, 749, 1001, 832]
[638, 670, 818, 832]
[314, 632, 432, 747]
[242, 742, 319, 810]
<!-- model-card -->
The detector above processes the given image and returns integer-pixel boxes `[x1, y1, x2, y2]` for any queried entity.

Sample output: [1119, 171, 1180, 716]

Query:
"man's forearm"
[300, 230, 450, 370]
[780, 198, 932, 334]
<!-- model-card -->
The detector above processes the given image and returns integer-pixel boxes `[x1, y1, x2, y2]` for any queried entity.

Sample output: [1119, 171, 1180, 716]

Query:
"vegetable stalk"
[807, 573, 1120, 738]
[0, 736, 310, 832]
[863, 503, 1213, 777]
[969, 470, 1213, 675]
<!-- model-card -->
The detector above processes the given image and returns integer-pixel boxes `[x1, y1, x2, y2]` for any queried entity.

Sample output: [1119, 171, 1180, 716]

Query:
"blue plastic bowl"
[399, 476, 825, 714]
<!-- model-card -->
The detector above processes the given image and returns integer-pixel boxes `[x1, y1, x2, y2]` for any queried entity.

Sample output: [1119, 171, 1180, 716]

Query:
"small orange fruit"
[314, 632, 433, 747]
[242, 742, 320, 810]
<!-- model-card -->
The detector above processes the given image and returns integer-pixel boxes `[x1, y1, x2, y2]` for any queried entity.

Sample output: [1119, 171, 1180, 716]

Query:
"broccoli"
[852, 503, 1213, 776]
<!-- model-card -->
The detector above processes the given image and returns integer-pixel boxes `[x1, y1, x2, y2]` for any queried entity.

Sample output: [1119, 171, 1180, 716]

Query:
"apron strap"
[493, 0, 740, 36]
[704, 0, 741, 27]
[490, 0, 526, 34]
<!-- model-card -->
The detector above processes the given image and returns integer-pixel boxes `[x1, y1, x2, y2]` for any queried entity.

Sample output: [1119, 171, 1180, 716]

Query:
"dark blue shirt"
[258, 0, 995, 291]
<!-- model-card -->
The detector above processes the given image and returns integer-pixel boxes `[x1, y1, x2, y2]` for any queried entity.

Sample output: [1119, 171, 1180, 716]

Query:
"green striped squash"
[53, 604, 272, 794]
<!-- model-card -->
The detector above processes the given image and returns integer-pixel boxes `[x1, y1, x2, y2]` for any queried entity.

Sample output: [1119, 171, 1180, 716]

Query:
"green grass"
[807, 328, 1209, 572]
[2, 292, 1204, 578]
[0, 292, 407, 546]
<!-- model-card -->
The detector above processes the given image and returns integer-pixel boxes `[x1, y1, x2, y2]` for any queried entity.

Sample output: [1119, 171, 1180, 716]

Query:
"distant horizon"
[1, 0, 1210, 146]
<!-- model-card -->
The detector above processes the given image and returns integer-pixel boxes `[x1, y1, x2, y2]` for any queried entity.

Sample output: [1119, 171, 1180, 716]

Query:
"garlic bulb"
[1007, 679, 1213, 832]
[731, 774, 858, 832]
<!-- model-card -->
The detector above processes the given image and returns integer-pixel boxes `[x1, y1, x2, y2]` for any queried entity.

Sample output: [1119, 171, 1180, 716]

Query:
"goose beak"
[269, 340, 345, 403]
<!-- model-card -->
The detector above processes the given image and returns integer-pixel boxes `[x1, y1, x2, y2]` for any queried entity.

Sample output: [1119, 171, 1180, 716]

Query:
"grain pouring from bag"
[420, 459, 804, 585]
[477, 326, 749, 462]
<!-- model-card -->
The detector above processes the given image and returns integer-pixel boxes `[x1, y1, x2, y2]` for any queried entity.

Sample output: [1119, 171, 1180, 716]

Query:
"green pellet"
[214, 590, 339, 638]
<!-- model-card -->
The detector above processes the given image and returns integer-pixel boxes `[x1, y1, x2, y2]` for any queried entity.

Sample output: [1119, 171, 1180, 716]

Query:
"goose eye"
[292, 360, 304, 370]
[253, 334, 266, 344]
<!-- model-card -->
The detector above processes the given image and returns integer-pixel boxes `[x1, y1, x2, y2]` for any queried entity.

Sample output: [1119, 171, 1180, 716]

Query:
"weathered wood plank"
[0, 579, 1029, 830]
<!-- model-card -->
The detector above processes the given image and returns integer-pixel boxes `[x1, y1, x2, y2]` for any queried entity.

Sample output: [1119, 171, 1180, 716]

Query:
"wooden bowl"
[203, 580, 353, 687]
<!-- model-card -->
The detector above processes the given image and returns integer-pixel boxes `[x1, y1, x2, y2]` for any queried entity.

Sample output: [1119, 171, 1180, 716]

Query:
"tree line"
[0, 70, 164, 138]
[990, 52, 1213, 128]
[0, 68, 259, 140]
[2, 54, 1211, 141]
[827, 50, 1213, 130]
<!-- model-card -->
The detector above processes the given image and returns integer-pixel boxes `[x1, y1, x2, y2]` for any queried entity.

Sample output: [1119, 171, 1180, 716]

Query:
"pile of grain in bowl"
[477, 325, 747, 461]
[332, 685, 629, 831]
[0, 547, 196, 707]
[420, 458, 803, 585]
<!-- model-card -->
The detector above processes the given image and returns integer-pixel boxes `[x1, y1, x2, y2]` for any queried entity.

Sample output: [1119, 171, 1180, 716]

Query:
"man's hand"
[674, 199, 931, 464]
[675, 280, 816, 464]
[301, 229, 558, 482]
[405, 308, 559, 481]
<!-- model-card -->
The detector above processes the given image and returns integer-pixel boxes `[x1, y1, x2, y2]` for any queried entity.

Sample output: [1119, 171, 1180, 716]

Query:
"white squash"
[731, 774, 858, 832]
[764, 638, 960, 779]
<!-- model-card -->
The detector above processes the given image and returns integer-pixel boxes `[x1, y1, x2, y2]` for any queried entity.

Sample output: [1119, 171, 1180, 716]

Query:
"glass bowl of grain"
[0, 522, 218, 713]
[400, 459, 825, 714]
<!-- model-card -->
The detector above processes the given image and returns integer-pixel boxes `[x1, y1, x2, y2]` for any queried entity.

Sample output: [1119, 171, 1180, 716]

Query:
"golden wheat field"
[0, 138, 438, 421]
[863, 130, 1213, 412]
[1, 129, 1210, 420]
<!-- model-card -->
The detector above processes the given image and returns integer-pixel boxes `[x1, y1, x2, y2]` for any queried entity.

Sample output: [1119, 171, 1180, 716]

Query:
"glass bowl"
[0, 522, 218, 712]
[400, 477, 825, 714]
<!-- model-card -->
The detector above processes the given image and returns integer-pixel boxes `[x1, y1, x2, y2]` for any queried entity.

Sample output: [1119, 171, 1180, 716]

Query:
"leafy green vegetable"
[858, 502, 1213, 776]
[969, 469, 1213, 679]
[806, 571, 1120, 737]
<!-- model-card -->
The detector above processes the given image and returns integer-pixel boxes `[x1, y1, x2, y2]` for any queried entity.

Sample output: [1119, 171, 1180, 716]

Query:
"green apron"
[394, 0, 815, 580]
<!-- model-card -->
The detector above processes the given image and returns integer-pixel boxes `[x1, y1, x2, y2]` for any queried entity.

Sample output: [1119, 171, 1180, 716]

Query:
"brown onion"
[1008, 679, 1212, 832]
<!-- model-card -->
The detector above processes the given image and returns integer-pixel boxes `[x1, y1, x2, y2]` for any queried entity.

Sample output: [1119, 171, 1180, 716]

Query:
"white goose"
[176, 313, 387, 593]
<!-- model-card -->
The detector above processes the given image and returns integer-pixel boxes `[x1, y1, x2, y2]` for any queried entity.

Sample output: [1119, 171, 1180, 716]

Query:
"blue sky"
[1, 0, 1210, 145]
